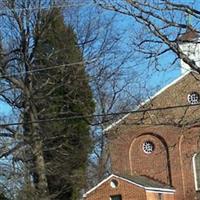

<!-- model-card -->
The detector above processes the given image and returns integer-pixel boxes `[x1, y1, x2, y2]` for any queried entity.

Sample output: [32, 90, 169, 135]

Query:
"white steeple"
[178, 26, 200, 74]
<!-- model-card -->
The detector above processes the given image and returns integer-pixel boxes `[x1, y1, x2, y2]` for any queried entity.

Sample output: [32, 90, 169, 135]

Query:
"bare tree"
[93, 0, 200, 74]
[0, 0, 141, 199]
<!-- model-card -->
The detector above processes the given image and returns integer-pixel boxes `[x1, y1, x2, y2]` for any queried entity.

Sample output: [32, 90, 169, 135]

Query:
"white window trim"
[187, 92, 200, 104]
[192, 153, 200, 191]
[143, 141, 155, 154]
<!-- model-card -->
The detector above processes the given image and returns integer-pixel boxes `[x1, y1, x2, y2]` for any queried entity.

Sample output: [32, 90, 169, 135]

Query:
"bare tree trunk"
[31, 118, 49, 199]
[24, 64, 49, 199]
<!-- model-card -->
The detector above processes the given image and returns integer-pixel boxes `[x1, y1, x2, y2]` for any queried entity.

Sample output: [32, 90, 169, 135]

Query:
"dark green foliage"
[0, 193, 9, 200]
[33, 8, 95, 200]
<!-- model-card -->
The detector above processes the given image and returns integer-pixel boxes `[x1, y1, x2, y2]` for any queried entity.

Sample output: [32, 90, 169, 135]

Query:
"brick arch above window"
[128, 133, 172, 185]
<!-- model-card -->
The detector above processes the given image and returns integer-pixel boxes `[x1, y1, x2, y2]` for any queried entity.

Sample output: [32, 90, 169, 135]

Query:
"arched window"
[193, 153, 200, 191]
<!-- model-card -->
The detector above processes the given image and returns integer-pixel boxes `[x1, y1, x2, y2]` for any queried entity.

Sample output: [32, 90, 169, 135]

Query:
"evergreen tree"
[32, 8, 95, 199]
[0, 193, 9, 200]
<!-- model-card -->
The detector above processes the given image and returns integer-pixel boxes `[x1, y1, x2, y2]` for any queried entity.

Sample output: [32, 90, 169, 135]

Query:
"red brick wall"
[109, 122, 200, 200]
[146, 192, 175, 200]
[85, 176, 146, 200]
[129, 133, 170, 184]
[107, 73, 200, 200]
[84, 176, 175, 200]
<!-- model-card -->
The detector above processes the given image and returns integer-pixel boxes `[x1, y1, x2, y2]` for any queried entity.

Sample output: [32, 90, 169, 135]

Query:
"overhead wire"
[0, 2, 94, 13]
[0, 102, 200, 127]
[0, 59, 97, 79]
[0, 2, 141, 80]
[0, 58, 142, 81]
[0, 1, 196, 127]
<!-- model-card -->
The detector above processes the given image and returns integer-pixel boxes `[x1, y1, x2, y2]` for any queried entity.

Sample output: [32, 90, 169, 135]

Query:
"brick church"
[84, 28, 200, 200]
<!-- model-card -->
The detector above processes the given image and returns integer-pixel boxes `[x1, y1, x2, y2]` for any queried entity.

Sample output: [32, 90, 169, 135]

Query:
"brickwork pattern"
[85, 176, 175, 200]
[85, 177, 146, 200]
[107, 73, 200, 200]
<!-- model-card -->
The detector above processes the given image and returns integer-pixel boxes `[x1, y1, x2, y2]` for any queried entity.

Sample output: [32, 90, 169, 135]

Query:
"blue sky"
[0, 102, 12, 115]
[112, 12, 182, 93]
[0, 1, 193, 116]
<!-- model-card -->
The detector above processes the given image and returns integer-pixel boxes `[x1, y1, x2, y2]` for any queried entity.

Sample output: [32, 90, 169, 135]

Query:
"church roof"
[83, 174, 175, 197]
[104, 71, 191, 132]
[121, 174, 174, 190]
[178, 26, 199, 42]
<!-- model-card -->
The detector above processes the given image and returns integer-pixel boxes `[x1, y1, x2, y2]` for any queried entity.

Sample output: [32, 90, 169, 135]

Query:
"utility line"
[0, 2, 94, 13]
[0, 59, 140, 81]
[1, 102, 200, 127]
[0, 59, 97, 79]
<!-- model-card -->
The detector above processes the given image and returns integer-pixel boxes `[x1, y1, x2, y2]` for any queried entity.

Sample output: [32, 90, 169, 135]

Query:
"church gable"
[84, 174, 175, 200]
[105, 71, 200, 133]
[105, 71, 200, 200]
[88, 27, 200, 200]
[139, 71, 200, 126]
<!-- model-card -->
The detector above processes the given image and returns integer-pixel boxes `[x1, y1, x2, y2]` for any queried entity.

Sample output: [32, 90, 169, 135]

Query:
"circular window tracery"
[143, 141, 155, 154]
[110, 179, 118, 188]
[188, 92, 200, 104]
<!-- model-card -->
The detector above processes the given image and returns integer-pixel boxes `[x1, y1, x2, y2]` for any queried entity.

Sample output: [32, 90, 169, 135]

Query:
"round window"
[110, 179, 118, 188]
[187, 92, 200, 104]
[143, 141, 155, 154]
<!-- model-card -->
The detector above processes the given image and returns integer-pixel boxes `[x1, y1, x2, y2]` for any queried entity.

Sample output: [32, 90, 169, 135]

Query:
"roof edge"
[103, 71, 191, 132]
[83, 174, 175, 197]
[83, 174, 114, 197]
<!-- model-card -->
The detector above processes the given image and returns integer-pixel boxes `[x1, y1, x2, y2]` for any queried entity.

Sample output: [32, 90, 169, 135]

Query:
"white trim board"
[103, 71, 191, 132]
[146, 190, 175, 194]
[83, 174, 175, 197]
[83, 174, 114, 197]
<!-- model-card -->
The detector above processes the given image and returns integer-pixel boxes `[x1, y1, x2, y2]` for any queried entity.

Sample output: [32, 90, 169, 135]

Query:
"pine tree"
[32, 8, 95, 199]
